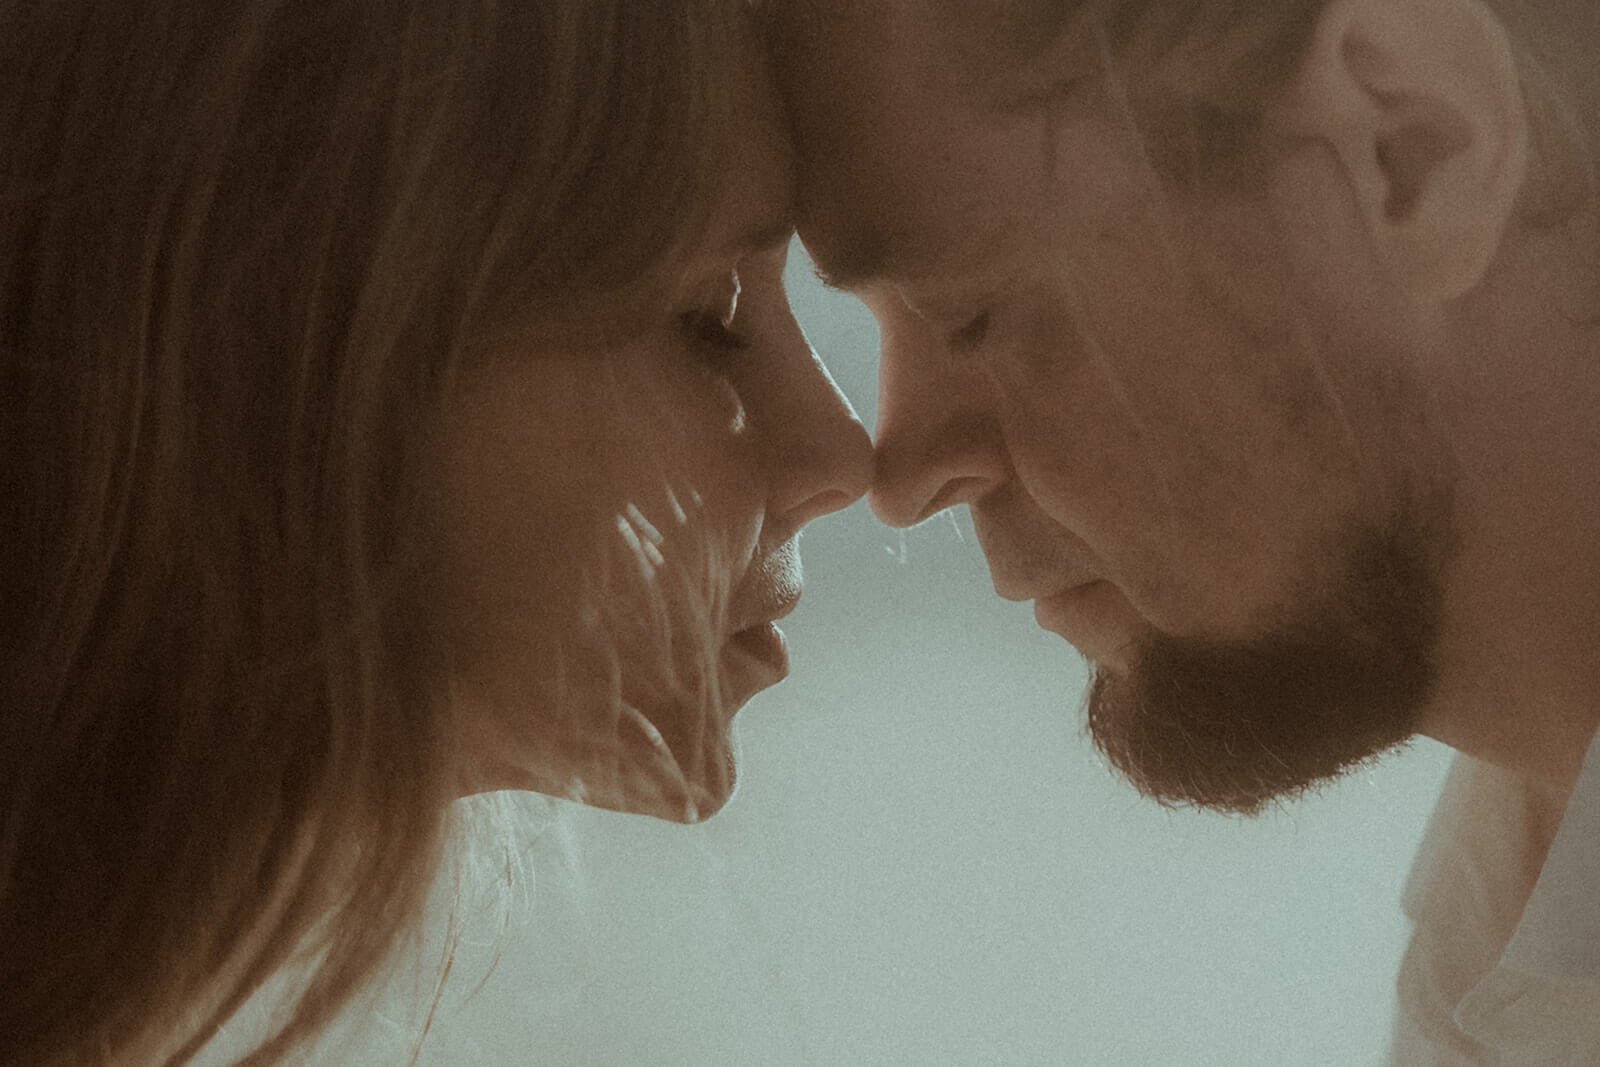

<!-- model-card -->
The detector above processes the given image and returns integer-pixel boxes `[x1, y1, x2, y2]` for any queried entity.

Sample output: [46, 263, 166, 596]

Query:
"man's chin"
[1084, 501, 1449, 814]
[1085, 663, 1416, 816]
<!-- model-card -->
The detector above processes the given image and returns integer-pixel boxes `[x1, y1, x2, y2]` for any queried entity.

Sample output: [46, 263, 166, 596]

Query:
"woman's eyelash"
[682, 307, 747, 351]
[683, 270, 746, 352]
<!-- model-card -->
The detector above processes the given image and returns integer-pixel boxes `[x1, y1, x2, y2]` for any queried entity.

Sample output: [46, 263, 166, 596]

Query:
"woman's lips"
[724, 540, 801, 702]
[725, 621, 790, 702]
[731, 620, 790, 674]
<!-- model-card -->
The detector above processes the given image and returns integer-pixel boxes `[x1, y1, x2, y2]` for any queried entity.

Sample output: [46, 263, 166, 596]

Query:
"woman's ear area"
[1268, 0, 1528, 308]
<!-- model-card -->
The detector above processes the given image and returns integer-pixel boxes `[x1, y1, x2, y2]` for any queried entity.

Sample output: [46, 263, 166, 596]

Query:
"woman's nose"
[868, 325, 1008, 528]
[762, 342, 872, 530]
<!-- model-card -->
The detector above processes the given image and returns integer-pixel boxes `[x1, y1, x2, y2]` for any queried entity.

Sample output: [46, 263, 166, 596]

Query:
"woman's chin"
[556, 761, 736, 824]
[477, 727, 738, 822]
[453, 684, 741, 819]
[618, 731, 739, 823]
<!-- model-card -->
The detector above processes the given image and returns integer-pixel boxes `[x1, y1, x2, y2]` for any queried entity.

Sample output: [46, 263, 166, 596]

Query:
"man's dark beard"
[1086, 509, 1450, 815]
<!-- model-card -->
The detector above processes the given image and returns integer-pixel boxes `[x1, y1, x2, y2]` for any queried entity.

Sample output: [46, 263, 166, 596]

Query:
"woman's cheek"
[618, 343, 766, 572]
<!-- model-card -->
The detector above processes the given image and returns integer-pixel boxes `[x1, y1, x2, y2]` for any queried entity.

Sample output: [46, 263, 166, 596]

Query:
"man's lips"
[1033, 580, 1138, 669]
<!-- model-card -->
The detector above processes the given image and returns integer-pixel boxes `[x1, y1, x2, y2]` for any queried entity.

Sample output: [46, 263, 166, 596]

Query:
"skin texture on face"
[770, 1, 1462, 813]
[437, 32, 871, 822]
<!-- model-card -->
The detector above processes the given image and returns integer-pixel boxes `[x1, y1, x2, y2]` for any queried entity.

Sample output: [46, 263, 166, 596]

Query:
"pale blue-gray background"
[400, 247, 1456, 1066]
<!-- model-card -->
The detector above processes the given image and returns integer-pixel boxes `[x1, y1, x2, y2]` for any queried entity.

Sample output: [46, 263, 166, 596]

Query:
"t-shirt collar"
[1501, 725, 1600, 983]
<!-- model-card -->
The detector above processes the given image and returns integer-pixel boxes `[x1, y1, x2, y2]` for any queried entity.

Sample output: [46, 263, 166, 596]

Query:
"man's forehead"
[774, 0, 1034, 293]
[798, 171, 1022, 296]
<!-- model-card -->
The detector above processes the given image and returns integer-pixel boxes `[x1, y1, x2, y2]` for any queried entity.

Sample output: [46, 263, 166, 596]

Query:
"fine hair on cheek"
[567, 479, 737, 824]
[453, 370, 743, 823]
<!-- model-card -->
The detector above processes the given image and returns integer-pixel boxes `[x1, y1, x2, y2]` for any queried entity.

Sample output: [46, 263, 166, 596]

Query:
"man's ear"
[1272, 0, 1528, 307]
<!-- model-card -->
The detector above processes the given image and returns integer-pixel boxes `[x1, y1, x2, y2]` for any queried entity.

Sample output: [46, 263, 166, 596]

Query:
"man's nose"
[868, 327, 1008, 528]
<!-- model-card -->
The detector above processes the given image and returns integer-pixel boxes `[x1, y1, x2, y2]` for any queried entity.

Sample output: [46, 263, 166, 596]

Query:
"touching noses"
[868, 326, 1008, 528]
[763, 344, 872, 531]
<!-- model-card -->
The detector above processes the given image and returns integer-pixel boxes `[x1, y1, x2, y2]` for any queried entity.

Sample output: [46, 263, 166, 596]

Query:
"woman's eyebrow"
[810, 228, 896, 292]
[808, 217, 948, 294]
[729, 217, 796, 255]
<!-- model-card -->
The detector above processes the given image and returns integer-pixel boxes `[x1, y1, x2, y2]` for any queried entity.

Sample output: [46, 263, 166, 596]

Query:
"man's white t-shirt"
[1391, 729, 1600, 1064]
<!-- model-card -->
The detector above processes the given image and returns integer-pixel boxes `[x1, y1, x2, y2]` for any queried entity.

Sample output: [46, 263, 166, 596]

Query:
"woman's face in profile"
[437, 33, 870, 822]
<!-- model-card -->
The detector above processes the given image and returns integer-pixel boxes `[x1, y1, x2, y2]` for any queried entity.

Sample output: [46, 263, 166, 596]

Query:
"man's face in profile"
[769, 2, 1457, 813]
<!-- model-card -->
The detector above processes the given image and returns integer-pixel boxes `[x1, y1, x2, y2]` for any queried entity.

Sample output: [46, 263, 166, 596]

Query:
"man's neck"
[1421, 231, 1600, 809]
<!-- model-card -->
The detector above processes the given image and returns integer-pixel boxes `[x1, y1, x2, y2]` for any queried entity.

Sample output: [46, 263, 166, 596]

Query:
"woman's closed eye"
[680, 269, 747, 354]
